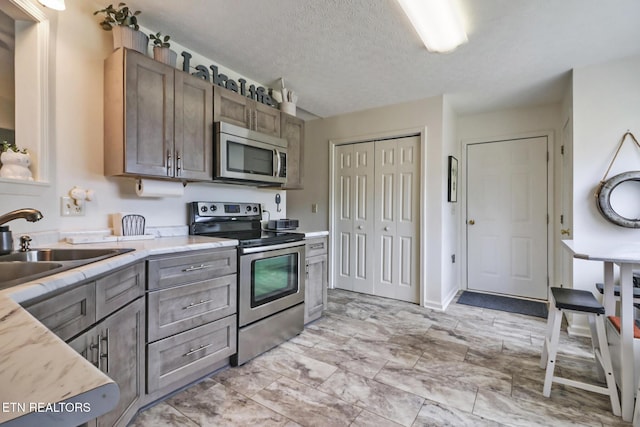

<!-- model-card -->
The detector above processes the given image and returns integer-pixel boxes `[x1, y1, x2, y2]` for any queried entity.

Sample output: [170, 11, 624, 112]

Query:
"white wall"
[571, 55, 640, 295]
[0, 0, 286, 236]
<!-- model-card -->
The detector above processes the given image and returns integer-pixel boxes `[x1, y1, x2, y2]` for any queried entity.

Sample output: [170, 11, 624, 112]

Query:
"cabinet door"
[96, 262, 145, 321]
[124, 50, 175, 177]
[213, 86, 251, 128]
[175, 72, 213, 181]
[26, 282, 96, 342]
[305, 254, 327, 324]
[281, 113, 304, 189]
[253, 101, 281, 137]
[96, 297, 145, 427]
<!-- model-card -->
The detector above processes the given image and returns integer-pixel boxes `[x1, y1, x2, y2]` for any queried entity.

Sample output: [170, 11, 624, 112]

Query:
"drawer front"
[146, 315, 237, 393]
[26, 283, 96, 341]
[96, 262, 145, 320]
[147, 249, 237, 290]
[305, 237, 327, 258]
[148, 274, 237, 342]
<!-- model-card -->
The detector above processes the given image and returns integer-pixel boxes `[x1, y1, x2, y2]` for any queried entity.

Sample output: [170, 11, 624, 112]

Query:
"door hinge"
[561, 145, 564, 155]
[560, 214, 564, 225]
[547, 151, 550, 162]
[547, 214, 549, 224]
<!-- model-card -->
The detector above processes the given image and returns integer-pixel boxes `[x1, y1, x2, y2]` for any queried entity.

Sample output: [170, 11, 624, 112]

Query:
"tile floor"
[131, 289, 631, 426]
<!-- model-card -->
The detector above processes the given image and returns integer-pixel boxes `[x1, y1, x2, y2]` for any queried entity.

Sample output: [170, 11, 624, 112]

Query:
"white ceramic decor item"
[0, 150, 33, 180]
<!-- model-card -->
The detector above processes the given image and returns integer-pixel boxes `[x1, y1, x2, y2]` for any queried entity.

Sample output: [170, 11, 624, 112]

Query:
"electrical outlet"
[61, 196, 85, 216]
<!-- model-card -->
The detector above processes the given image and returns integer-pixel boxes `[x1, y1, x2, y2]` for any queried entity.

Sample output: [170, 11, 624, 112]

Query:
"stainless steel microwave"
[214, 122, 287, 185]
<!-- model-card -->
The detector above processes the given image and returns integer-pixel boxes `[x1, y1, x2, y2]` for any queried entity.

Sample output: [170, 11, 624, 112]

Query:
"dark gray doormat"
[457, 291, 548, 318]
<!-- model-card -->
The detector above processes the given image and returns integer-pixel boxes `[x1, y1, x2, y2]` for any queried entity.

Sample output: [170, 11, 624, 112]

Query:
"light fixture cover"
[396, 0, 467, 53]
[38, 0, 65, 11]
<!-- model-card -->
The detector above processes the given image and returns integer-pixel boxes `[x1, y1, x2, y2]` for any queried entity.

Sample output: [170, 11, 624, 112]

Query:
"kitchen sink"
[0, 248, 134, 291]
[0, 262, 64, 284]
[0, 248, 131, 262]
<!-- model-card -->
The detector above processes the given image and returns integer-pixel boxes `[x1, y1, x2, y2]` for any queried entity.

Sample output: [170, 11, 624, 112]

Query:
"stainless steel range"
[189, 201, 305, 365]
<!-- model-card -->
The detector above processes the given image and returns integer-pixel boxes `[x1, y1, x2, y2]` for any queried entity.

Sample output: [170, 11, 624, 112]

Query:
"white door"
[333, 143, 375, 293]
[559, 117, 573, 289]
[333, 136, 420, 303]
[374, 137, 420, 302]
[467, 137, 548, 300]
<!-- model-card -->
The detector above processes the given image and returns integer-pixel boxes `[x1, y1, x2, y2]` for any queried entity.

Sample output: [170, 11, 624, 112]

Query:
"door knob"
[357, 225, 363, 230]
[468, 219, 475, 225]
[384, 226, 390, 231]
[560, 228, 571, 236]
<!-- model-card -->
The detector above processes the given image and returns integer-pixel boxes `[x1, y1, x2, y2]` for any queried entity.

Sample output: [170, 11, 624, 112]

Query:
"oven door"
[238, 241, 305, 327]
[216, 132, 287, 184]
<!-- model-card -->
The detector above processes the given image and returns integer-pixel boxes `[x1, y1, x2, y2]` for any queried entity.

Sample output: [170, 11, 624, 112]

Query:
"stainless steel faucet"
[0, 208, 44, 226]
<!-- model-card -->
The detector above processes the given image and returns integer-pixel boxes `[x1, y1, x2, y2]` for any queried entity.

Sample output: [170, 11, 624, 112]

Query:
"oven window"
[227, 140, 274, 176]
[251, 253, 298, 307]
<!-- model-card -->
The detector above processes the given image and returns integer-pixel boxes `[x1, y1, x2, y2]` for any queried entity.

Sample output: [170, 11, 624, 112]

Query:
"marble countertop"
[0, 235, 237, 426]
[300, 230, 329, 238]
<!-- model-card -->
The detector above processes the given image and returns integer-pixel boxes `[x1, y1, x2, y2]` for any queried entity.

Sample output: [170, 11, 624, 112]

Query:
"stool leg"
[541, 297, 557, 368]
[588, 313, 606, 381]
[594, 313, 621, 416]
[543, 306, 563, 397]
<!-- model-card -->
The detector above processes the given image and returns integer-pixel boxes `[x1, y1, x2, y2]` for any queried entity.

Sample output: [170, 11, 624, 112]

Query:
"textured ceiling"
[112, 0, 640, 118]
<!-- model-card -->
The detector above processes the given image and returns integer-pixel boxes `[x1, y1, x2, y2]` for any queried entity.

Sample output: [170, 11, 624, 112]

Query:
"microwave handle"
[274, 148, 281, 177]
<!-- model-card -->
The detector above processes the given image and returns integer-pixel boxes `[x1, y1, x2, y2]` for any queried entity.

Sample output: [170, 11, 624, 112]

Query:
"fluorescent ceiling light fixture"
[396, 0, 467, 53]
[38, 0, 65, 11]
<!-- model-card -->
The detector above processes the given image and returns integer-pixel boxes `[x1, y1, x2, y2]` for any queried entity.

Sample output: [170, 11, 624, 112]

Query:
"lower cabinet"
[24, 261, 146, 427]
[68, 297, 145, 427]
[144, 248, 238, 404]
[305, 237, 328, 324]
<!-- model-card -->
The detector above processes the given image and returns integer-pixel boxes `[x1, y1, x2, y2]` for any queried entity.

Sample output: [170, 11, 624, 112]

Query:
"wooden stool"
[540, 287, 621, 416]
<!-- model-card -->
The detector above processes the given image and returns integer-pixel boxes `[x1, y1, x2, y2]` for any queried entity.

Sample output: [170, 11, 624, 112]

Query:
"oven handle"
[240, 240, 304, 254]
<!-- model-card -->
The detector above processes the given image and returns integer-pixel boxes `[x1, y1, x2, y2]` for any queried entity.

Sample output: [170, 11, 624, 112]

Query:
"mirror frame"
[0, 0, 51, 195]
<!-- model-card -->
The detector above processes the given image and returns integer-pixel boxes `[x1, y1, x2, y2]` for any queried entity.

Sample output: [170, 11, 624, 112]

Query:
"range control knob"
[246, 206, 252, 212]
[200, 205, 208, 213]
[211, 205, 217, 212]
[253, 207, 258, 212]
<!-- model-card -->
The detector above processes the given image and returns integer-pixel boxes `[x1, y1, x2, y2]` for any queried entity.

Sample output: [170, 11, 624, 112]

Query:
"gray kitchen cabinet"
[25, 281, 96, 342]
[25, 261, 146, 427]
[144, 247, 238, 403]
[69, 297, 145, 427]
[213, 85, 281, 137]
[305, 237, 328, 324]
[104, 48, 213, 181]
[281, 113, 305, 189]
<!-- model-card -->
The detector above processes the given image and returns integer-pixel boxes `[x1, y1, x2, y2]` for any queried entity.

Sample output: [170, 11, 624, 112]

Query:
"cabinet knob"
[468, 219, 475, 225]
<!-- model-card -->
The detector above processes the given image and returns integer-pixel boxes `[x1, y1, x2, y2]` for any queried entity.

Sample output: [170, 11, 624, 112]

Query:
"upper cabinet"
[281, 113, 305, 189]
[104, 49, 213, 181]
[213, 86, 280, 137]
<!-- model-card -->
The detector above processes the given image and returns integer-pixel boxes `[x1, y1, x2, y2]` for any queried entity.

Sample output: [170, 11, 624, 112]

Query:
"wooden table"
[562, 240, 640, 423]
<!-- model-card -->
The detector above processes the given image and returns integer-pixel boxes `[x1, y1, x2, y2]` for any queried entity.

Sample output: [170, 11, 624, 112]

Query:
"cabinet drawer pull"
[183, 299, 213, 310]
[176, 151, 182, 176]
[183, 343, 212, 357]
[166, 150, 172, 176]
[183, 264, 214, 272]
[309, 243, 325, 250]
[100, 329, 110, 373]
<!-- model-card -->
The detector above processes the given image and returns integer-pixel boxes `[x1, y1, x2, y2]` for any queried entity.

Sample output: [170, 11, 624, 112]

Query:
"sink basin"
[0, 261, 64, 289]
[0, 248, 134, 291]
[0, 248, 131, 262]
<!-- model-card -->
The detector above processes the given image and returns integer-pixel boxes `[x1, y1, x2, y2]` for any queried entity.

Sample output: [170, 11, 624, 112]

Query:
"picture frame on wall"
[448, 156, 458, 202]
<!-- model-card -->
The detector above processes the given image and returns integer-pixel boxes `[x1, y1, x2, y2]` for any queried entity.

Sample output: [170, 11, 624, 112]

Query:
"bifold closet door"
[374, 137, 420, 303]
[334, 143, 375, 294]
[333, 136, 419, 303]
